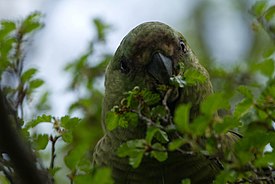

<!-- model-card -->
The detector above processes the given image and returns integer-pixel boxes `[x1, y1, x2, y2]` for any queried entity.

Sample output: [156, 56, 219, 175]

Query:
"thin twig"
[162, 88, 176, 125]
[49, 135, 61, 170]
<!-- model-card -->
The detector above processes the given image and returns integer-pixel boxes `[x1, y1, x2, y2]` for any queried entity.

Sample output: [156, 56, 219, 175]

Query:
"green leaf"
[184, 68, 207, 85]
[174, 104, 190, 133]
[117, 139, 146, 157]
[21, 68, 37, 83]
[145, 127, 169, 144]
[32, 134, 49, 150]
[252, 59, 275, 78]
[64, 142, 89, 169]
[129, 150, 144, 168]
[233, 98, 253, 118]
[0, 21, 16, 39]
[251, 0, 268, 17]
[190, 115, 211, 136]
[118, 116, 128, 128]
[29, 79, 44, 89]
[201, 93, 229, 116]
[48, 167, 61, 176]
[123, 112, 138, 127]
[93, 18, 110, 42]
[60, 115, 80, 130]
[90, 167, 114, 184]
[62, 131, 73, 143]
[0, 37, 16, 61]
[237, 85, 253, 99]
[151, 143, 167, 162]
[141, 90, 161, 106]
[181, 179, 191, 184]
[21, 12, 43, 34]
[145, 126, 159, 144]
[151, 105, 167, 119]
[117, 139, 146, 168]
[106, 111, 119, 131]
[168, 139, 186, 151]
[155, 129, 169, 143]
[74, 174, 93, 184]
[264, 5, 275, 21]
[214, 170, 236, 184]
[262, 45, 275, 58]
[254, 152, 275, 167]
[214, 116, 239, 134]
[26, 114, 52, 128]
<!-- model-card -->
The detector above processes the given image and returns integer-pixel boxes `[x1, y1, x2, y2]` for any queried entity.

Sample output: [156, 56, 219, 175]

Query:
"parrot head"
[107, 22, 193, 84]
[103, 22, 212, 125]
[104, 22, 200, 107]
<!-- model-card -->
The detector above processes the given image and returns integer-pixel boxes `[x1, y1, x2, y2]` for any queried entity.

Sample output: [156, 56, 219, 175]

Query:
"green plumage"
[93, 22, 227, 183]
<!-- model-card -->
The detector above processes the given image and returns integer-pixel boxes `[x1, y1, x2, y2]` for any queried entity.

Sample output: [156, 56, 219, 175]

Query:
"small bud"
[112, 105, 119, 112]
[133, 86, 140, 92]
[120, 98, 128, 106]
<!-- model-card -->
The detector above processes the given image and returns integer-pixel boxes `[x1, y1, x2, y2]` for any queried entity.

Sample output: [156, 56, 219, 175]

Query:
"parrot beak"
[148, 52, 173, 84]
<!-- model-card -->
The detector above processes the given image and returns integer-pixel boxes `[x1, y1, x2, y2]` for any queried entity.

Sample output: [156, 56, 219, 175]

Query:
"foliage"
[0, 14, 113, 184]
[0, 1, 275, 184]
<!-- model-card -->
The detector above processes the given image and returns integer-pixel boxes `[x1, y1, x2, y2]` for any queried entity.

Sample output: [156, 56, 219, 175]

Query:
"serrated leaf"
[106, 112, 119, 131]
[151, 143, 167, 162]
[155, 129, 169, 143]
[32, 134, 49, 150]
[118, 116, 128, 128]
[26, 114, 52, 128]
[21, 68, 37, 83]
[62, 131, 73, 143]
[123, 112, 138, 127]
[184, 68, 207, 85]
[151, 105, 166, 118]
[60, 115, 80, 130]
[174, 104, 190, 133]
[142, 90, 161, 106]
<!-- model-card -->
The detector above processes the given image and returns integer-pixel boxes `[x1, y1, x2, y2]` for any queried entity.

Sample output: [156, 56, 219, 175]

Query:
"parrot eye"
[180, 40, 187, 53]
[120, 59, 130, 74]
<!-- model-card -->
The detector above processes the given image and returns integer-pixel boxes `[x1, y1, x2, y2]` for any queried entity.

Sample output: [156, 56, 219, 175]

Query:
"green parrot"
[93, 22, 235, 184]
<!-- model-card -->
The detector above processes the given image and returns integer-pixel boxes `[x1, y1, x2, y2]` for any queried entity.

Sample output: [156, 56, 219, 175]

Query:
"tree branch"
[0, 91, 52, 184]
